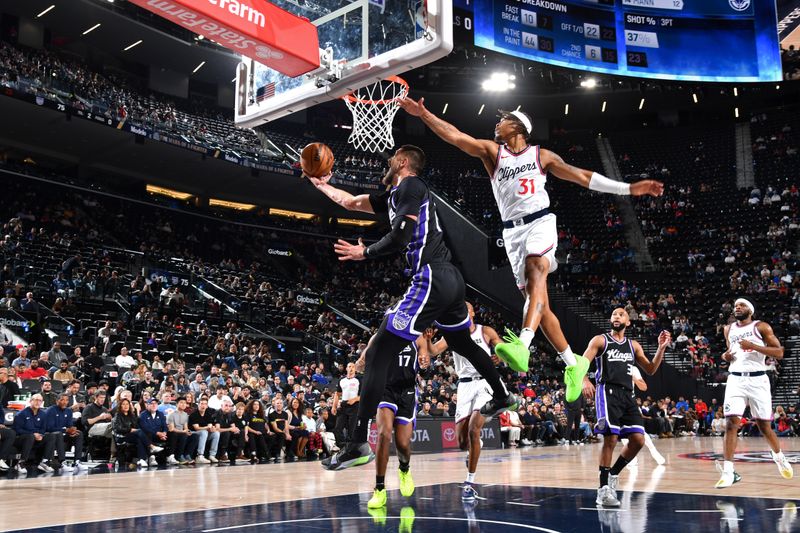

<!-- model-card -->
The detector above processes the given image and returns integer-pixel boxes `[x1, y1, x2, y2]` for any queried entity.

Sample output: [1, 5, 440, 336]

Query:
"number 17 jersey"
[490, 144, 549, 221]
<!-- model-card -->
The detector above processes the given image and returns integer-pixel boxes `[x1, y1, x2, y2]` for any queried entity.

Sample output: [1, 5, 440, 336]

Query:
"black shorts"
[594, 383, 645, 436]
[385, 263, 471, 341]
[378, 382, 418, 426]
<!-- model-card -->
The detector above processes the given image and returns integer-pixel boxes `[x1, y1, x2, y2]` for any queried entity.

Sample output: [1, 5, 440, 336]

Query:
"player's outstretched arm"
[307, 174, 375, 213]
[399, 97, 498, 165]
[539, 149, 664, 197]
[741, 322, 784, 359]
[634, 330, 671, 375]
[580, 335, 605, 398]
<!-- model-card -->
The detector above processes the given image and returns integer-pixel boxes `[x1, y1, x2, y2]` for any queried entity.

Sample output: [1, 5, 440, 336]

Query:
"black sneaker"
[321, 442, 375, 471]
[479, 393, 518, 420]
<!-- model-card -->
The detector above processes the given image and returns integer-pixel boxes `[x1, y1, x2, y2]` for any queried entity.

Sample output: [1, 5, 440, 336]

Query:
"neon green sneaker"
[494, 329, 530, 373]
[564, 354, 590, 403]
[367, 505, 387, 525]
[367, 488, 387, 509]
[399, 506, 416, 533]
[399, 468, 415, 497]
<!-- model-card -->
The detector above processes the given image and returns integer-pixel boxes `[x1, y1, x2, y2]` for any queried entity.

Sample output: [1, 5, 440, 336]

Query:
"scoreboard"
[462, 0, 782, 82]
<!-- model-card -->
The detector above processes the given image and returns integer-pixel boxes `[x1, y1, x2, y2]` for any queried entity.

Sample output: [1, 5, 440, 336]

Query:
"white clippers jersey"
[453, 325, 491, 379]
[727, 320, 767, 372]
[490, 144, 550, 222]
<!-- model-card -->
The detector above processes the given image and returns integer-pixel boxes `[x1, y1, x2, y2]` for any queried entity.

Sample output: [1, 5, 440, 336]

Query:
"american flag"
[256, 82, 276, 102]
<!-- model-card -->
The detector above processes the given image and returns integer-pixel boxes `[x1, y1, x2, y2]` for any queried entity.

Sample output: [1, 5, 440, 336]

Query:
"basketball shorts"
[594, 383, 644, 436]
[379, 382, 418, 426]
[455, 378, 493, 424]
[386, 263, 471, 341]
[723, 374, 772, 420]
[502, 213, 558, 290]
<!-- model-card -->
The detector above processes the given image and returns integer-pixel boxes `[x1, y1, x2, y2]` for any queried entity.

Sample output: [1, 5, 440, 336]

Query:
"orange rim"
[343, 76, 409, 105]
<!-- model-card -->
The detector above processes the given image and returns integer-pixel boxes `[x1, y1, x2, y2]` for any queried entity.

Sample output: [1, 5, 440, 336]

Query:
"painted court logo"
[728, 0, 750, 11]
[681, 451, 800, 463]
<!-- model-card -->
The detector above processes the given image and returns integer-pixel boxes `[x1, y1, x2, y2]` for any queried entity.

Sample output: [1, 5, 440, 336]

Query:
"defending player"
[309, 144, 516, 471]
[399, 97, 664, 403]
[424, 302, 502, 502]
[580, 308, 670, 507]
[715, 298, 793, 488]
[355, 332, 432, 508]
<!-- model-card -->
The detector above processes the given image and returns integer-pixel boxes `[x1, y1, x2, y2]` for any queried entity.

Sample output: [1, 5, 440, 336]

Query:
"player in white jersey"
[424, 302, 502, 502]
[399, 97, 664, 404]
[715, 298, 793, 488]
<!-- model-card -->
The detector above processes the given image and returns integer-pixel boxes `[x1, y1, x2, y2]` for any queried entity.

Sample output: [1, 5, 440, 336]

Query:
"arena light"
[442, 103, 448, 115]
[210, 198, 257, 211]
[478, 104, 485, 115]
[36, 5, 55, 18]
[146, 184, 192, 200]
[481, 72, 515, 92]
[580, 78, 597, 88]
[82, 23, 101, 35]
[192, 61, 206, 73]
[601, 101, 607, 113]
[639, 98, 645, 110]
[337, 218, 376, 227]
[733, 87, 738, 97]
[123, 40, 142, 51]
[692, 93, 698, 104]
[269, 208, 314, 219]
[776, 84, 781, 90]
[734, 107, 739, 118]
[564, 103, 569, 115]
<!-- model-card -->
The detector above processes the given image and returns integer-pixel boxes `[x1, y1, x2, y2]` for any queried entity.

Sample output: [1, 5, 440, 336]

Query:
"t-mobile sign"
[129, 0, 320, 77]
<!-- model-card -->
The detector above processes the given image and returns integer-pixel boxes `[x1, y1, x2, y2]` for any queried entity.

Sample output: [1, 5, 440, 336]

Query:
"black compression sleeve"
[364, 216, 415, 258]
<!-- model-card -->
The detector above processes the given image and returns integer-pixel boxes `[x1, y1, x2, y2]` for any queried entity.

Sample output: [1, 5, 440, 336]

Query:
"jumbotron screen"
[463, 0, 782, 82]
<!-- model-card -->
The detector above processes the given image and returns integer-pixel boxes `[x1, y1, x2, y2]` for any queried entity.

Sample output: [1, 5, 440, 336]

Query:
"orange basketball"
[300, 142, 334, 178]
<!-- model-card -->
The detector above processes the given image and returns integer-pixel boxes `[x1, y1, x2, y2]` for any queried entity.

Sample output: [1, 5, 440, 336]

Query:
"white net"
[344, 77, 409, 153]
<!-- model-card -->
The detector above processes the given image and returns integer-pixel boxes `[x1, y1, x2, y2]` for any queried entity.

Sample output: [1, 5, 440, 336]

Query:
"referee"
[332, 363, 360, 445]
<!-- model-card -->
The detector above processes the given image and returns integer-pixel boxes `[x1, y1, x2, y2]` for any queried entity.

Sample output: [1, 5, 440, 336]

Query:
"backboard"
[234, 0, 452, 127]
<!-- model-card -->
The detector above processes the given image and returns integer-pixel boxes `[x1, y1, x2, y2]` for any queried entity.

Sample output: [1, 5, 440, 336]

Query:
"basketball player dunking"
[399, 98, 664, 403]
[715, 298, 793, 488]
[308, 145, 516, 471]
[424, 302, 503, 502]
[581, 308, 670, 507]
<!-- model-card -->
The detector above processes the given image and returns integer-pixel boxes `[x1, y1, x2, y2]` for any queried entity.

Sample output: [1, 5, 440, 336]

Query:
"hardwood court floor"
[0, 437, 797, 532]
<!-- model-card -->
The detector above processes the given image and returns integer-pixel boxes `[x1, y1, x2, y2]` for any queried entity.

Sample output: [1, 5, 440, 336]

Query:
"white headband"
[509, 110, 533, 135]
[734, 298, 755, 317]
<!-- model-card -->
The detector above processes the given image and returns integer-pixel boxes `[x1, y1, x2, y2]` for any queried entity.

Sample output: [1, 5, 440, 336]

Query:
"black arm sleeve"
[364, 215, 416, 258]
[368, 191, 389, 214]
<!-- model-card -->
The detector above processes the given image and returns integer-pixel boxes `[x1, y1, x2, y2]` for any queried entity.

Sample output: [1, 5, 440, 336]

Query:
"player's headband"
[501, 110, 533, 135]
[734, 298, 755, 317]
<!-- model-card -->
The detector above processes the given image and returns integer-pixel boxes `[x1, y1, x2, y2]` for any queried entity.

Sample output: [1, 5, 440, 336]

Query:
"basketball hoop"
[343, 76, 409, 153]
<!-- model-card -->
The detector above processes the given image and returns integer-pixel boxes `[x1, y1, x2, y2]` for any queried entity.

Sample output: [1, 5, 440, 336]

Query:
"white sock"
[466, 472, 476, 483]
[559, 346, 577, 367]
[519, 328, 535, 348]
[723, 460, 734, 472]
[772, 450, 784, 460]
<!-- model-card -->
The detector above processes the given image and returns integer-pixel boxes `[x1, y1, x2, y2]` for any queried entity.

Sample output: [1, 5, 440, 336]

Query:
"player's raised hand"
[305, 172, 332, 187]
[398, 96, 427, 117]
[333, 238, 366, 261]
[422, 327, 437, 340]
[657, 330, 672, 348]
[630, 180, 664, 197]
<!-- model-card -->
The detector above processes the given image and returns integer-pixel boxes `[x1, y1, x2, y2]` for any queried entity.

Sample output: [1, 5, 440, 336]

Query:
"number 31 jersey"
[490, 144, 549, 221]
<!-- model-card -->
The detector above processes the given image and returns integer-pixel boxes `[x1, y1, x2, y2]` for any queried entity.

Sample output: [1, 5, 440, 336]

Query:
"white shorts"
[723, 374, 773, 420]
[502, 213, 558, 290]
[455, 378, 493, 424]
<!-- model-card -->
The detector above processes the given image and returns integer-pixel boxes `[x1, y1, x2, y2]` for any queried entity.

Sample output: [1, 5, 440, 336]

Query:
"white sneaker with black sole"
[136, 459, 148, 468]
[15, 463, 27, 475]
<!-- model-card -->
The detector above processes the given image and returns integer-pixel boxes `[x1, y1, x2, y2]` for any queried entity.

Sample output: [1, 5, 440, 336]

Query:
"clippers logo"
[496, 163, 538, 183]
[729, 0, 750, 11]
[392, 311, 413, 332]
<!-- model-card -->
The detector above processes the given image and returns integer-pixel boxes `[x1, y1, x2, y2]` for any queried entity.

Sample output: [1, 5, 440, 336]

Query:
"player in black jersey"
[581, 308, 670, 507]
[308, 144, 516, 471]
[354, 331, 431, 510]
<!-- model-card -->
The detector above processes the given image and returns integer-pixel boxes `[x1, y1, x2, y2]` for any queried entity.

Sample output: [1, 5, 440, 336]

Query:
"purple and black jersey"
[369, 176, 451, 275]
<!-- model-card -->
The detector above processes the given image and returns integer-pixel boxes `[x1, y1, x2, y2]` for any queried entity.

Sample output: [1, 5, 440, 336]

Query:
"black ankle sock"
[610, 455, 630, 476]
[353, 418, 369, 443]
[376, 476, 385, 491]
[399, 461, 410, 473]
[599, 466, 611, 487]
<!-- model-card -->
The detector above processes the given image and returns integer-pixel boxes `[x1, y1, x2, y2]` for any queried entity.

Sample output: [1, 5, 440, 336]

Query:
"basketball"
[300, 142, 334, 178]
